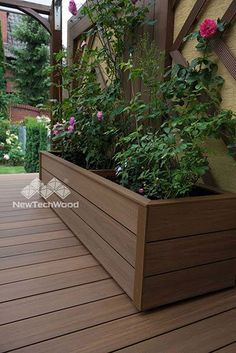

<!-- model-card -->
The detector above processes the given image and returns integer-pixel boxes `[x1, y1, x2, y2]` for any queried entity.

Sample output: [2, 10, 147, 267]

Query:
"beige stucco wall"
[174, 0, 236, 192]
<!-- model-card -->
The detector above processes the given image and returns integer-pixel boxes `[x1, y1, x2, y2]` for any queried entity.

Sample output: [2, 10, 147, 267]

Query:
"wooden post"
[50, 0, 62, 103]
[154, 0, 175, 68]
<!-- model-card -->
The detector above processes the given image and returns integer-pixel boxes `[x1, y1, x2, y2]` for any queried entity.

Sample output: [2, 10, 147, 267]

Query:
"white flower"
[6, 130, 10, 136]
[6, 139, 11, 145]
[17, 146, 21, 150]
[3, 154, 10, 160]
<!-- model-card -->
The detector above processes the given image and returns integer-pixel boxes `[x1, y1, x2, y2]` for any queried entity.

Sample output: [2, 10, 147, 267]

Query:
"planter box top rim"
[41, 151, 236, 206]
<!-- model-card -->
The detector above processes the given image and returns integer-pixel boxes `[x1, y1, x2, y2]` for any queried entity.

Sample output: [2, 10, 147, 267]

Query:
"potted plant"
[41, 12, 236, 310]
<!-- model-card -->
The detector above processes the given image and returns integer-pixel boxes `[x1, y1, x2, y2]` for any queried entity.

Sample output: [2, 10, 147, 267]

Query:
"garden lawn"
[0, 165, 25, 174]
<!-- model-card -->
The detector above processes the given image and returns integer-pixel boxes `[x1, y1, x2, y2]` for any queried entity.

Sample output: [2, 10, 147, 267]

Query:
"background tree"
[9, 16, 50, 106]
[0, 19, 7, 119]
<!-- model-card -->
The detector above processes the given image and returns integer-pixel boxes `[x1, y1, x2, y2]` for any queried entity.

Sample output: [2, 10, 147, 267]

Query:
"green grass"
[0, 165, 25, 174]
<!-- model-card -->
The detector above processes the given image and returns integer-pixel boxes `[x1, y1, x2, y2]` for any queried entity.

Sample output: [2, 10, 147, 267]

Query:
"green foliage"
[8, 17, 50, 106]
[49, 0, 148, 169]
[24, 118, 48, 172]
[0, 121, 24, 166]
[115, 38, 236, 199]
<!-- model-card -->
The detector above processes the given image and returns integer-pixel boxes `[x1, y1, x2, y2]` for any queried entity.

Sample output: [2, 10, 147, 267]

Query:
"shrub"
[0, 121, 24, 166]
[24, 118, 48, 173]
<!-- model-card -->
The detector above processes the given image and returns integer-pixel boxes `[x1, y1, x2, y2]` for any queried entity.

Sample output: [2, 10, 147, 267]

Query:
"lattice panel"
[170, 0, 236, 110]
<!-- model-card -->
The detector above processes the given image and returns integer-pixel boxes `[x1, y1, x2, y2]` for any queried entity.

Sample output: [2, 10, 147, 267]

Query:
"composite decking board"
[0, 237, 79, 257]
[0, 278, 122, 325]
[0, 230, 73, 246]
[41, 154, 143, 233]
[0, 174, 235, 353]
[114, 308, 236, 353]
[0, 218, 61, 231]
[47, 197, 135, 298]
[42, 168, 136, 266]
[0, 209, 55, 218]
[0, 266, 109, 303]
[0, 245, 88, 270]
[215, 343, 236, 352]
[145, 229, 236, 275]
[7, 290, 236, 353]
[0, 255, 98, 285]
[0, 212, 56, 223]
[0, 222, 68, 237]
[0, 295, 137, 352]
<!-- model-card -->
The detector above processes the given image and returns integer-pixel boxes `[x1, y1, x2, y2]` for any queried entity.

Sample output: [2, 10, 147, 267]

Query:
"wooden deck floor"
[0, 173, 236, 353]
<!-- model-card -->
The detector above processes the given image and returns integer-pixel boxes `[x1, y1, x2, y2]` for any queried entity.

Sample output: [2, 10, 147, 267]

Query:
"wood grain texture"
[146, 196, 236, 241]
[41, 151, 147, 233]
[0, 295, 136, 352]
[42, 168, 136, 266]
[0, 255, 98, 285]
[115, 308, 236, 353]
[42, 191, 135, 298]
[10, 289, 236, 353]
[0, 266, 109, 303]
[142, 260, 235, 310]
[1, 173, 236, 352]
[145, 229, 236, 275]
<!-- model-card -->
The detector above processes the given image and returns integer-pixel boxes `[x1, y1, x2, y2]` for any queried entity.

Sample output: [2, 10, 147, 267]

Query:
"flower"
[69, 117, 76, 126]
[138, 188, 144, 194]
[68, 124, 75, 133]
[97, 111, 103, 121]
[6, 130, 10, 136]
[6, 138, 11, 145]
[3, 154, 10, 161]
[68, 0, 78, 16]
[199, 19, 217, 38]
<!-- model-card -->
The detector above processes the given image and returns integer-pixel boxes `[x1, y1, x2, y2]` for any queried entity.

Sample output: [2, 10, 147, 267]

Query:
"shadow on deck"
[0, 174, 235, 353]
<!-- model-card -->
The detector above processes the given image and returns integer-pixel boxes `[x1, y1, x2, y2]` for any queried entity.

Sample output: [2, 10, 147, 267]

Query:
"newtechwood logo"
[12, 177, 79, 209]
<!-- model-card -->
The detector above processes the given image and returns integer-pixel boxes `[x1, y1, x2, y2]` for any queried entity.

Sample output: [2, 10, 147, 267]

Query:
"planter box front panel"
[40, 152, 236, 311]
[41, 167, 136, 298]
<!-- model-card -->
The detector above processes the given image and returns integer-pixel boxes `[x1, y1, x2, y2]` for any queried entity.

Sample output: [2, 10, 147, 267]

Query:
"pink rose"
[68, 125, 75, 133]
[138, 188, 144, 194]
[97, 111, 103, 121]
[69, 0, 77, 16]
[69, 117, 76, 126]
[199, 19, 217, 39]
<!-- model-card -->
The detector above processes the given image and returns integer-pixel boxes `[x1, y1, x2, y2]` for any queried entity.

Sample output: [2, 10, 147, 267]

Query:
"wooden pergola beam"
[0, 0, 51, 15]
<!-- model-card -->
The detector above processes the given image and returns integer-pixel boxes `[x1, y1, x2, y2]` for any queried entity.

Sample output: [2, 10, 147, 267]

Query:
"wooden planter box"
[40, 151, 236, 310]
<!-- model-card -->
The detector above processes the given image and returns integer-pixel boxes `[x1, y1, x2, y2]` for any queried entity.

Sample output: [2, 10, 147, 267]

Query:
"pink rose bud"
[68, 125, 75, 133]
[138, 188, 144, 194]
[199, 18, 217, 38]
[97, 111, 103, 121]
[69, 0, 78, 16]
[69, 117, 76, 126]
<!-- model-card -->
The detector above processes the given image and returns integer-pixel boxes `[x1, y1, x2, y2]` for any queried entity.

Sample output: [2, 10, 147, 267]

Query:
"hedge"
[24, 118, 48, 173]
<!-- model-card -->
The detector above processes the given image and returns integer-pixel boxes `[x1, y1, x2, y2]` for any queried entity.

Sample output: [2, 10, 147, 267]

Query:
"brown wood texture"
[40, 172, 135, 298]
[142, 260, 235, 309]
[41, 151, 147, 233]
[40, 153, 236, 311]
[145, 229, 236, 275]
[146, 195, 236, 241]
[1, 174, 236, 352]
[42, 168, 136, 266]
